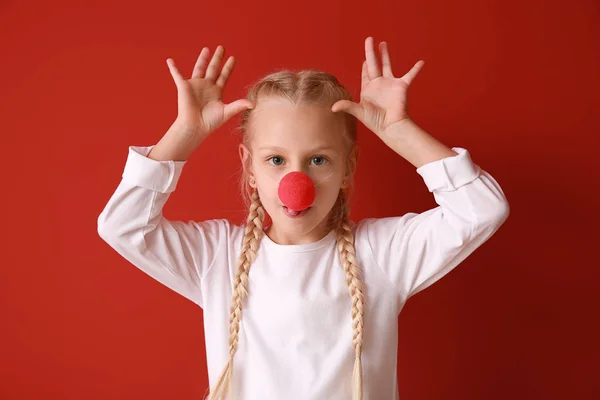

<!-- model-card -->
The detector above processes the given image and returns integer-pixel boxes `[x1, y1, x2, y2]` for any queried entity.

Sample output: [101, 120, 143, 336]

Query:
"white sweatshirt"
[97, 145, 509, 400]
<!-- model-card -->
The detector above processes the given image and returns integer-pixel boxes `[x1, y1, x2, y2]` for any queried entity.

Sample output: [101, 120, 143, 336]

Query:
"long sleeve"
[362, 147, 510, 303]
[97, 145, 229, 308]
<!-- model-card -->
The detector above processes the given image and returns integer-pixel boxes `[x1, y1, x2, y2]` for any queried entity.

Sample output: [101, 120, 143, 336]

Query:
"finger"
[331, 100, 364, 120]
[401, 60, 425, 86]
[205, 45, 225, 82]
[166, 58, 185, 88]
[361, 60, 370, 91]
[223, 99, 255, 122]
[216, 56, 235, 88]
[379, 42, 394, 78]
[365, 37, 381, 80]
[191, 47, 210, 79]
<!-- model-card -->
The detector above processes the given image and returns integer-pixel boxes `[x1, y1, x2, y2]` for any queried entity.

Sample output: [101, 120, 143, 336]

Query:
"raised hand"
[331, 37, 424, 138]
[167, 45, 254, 136]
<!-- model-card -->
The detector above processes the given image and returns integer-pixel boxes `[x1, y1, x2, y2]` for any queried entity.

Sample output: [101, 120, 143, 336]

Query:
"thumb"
[223, 99, 255, 122]
[331, 100, 363, 120]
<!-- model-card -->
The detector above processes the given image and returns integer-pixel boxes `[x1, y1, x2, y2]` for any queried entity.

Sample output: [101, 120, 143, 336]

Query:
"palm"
[358, 76, 409, 134]
[184, 77, 228, 133]
[332, 37, 424, 137]
[167, 45, 254, 135]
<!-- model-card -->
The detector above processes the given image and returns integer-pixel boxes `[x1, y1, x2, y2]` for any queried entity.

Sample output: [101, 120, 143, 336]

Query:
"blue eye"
[268, 156, 284, 166]
[311, 156, 327, 166]
[267, 156, 329, 166]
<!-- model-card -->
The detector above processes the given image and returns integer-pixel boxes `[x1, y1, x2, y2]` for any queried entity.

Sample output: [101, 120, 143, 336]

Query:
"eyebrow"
[258, 145, 336, 153]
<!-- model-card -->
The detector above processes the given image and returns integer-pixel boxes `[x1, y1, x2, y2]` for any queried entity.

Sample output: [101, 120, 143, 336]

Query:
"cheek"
[256, 178, 280, 206]
[314, 183, 342, 207]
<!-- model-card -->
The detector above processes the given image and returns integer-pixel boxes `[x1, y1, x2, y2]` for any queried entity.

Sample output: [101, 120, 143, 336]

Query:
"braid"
[205, 188, 365, 399]
[206, 188, 266, 400]
[333, 190, 365, 400]
[208, 66, 363, 399]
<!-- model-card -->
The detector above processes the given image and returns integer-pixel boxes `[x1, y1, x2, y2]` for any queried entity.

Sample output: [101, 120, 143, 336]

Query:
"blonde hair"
[206, 69, 365, 400]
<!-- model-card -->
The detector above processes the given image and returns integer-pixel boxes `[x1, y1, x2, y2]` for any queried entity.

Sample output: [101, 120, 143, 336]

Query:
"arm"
[362, 146, 510, 302]
[97, 143, 229, 308]
[379, 117, 459, 169]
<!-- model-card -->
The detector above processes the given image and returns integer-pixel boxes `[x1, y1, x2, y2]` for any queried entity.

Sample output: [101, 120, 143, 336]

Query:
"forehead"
[249, 97, 346, 153]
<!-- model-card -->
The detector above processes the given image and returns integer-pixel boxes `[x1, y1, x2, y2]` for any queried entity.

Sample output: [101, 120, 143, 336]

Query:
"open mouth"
[283, 205, 312, 218]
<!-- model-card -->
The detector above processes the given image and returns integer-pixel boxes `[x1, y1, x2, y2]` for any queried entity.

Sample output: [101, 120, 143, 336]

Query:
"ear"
[238, 143, 256, 187]
[238, 143, 247, 165]
[350, 145, 360, 175]
[342, 145, 360, 188]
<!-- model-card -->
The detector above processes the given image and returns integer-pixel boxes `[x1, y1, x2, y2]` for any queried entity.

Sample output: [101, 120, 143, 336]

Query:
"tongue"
[288, 208, 300, 216]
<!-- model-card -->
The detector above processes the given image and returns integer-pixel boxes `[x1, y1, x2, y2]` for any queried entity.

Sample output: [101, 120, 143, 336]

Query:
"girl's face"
[239, 97, 351, 245]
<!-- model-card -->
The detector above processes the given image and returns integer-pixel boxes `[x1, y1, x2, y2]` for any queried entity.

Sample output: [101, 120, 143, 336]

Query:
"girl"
[98, 37, 510, 400]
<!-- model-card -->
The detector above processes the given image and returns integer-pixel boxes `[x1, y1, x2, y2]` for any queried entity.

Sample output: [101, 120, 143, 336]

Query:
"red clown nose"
[278, 171, 315, 212]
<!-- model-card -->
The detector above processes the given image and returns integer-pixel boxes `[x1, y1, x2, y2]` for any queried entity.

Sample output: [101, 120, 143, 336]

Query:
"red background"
[1, 0, 598, 398]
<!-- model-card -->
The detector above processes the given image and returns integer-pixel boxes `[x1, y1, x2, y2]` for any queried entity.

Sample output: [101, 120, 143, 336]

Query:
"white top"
[97, 145, 509, 400]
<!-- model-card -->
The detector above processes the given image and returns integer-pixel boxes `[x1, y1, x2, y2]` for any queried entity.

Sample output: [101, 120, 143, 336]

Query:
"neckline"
[261, 227, 337, 253]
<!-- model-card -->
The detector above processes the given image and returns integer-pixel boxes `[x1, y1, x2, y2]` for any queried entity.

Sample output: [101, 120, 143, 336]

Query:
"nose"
[278, 171, 315, 211]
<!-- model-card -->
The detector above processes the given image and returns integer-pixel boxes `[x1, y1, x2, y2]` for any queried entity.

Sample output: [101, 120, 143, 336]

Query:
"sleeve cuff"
[121, 145, 187, 193]
[415, 147, 482, 192]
